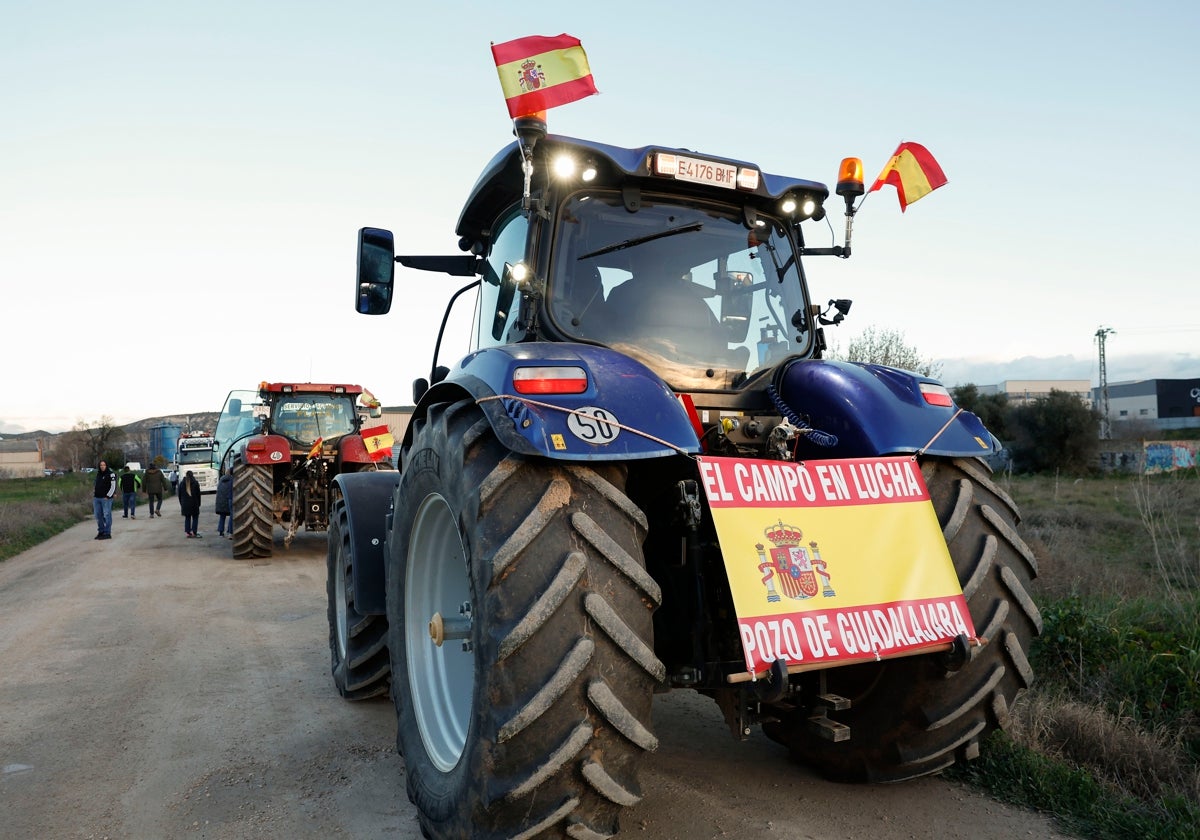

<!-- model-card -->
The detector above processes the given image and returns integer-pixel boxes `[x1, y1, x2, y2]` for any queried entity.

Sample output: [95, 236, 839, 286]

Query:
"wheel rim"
[335, 533, 349, 661]
[406, 493, 472, 772]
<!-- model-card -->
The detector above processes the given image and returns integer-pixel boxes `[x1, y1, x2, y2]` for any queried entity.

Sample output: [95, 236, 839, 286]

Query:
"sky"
[3, 1, 1198, 435]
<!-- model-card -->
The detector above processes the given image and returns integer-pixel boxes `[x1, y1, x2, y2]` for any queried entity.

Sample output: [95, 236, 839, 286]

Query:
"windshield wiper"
[579, 222, 703, 260]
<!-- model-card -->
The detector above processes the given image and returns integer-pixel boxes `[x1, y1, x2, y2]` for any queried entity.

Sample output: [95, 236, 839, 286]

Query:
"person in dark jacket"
[119, 465, 141, 519]
[92, 460, 116, 540]
[178, 470, 203, 538]
[214, 468, 233, 538]
[142, 464, 169, 517]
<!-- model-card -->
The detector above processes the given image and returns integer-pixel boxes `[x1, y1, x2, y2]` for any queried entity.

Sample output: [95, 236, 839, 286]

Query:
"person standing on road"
[142, 463, 168, 517]
[178, 470, 203, 538]
[92, 460, 116, 540]
[214, 467, 233, 538]
[119, 465, 141, 519]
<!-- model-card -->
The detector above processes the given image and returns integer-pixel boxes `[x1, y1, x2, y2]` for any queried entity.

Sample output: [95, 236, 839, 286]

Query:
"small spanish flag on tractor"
[360, 425, 394, 462]
[869, 142, 947, 212]
[491, 34, 598, 118]
[307, 438, 324, 460]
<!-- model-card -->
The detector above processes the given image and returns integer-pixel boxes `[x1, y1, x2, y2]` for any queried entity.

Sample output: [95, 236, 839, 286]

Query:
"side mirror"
[368, 406, 382, 419]
[357, 227, 395, 315]
[716, 271, 754, 343]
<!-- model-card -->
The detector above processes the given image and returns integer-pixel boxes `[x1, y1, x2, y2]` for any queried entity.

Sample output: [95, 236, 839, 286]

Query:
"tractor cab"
[355, 134, 859, 397]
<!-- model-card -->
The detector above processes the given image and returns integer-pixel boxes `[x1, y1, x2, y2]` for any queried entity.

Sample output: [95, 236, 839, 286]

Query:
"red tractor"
[214, 382, 390, 558]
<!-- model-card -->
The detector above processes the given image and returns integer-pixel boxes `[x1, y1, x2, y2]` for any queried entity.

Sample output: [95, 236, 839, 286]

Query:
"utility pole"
[1095, 326, 1115, 439]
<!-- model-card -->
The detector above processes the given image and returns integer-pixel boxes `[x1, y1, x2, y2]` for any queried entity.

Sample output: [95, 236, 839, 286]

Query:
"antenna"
[1095, 326, 1116, 439]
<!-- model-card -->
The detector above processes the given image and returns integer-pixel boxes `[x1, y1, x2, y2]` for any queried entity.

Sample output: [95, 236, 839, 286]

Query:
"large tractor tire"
[232, 458, 274, 559]
[388, 399, 663, 839]
[762, 456, 1042, 782]
[326, 500, 390, 700]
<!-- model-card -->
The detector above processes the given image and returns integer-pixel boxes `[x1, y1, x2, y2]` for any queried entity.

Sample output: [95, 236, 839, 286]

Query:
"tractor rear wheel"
[232, 458, 274, 559]
[762, 456, 1042, 781]
[388, 399, 662, 839]
[326, 500, 390, 700]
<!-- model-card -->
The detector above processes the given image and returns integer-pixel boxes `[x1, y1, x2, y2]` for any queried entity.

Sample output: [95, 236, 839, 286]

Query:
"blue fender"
[417, 343, 700, 461]
[332, 470, 401, 616]
[776, 359, 997, 460]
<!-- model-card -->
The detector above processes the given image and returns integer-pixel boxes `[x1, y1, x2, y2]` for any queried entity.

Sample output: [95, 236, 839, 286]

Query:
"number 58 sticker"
[567, 406, 620, 445]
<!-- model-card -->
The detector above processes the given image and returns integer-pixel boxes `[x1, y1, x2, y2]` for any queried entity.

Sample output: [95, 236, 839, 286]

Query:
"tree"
[951, 384, 1011, 441]
[48, 429, 91, 472]
[1007, 389, 1101, 474]
[837, 326, 943, 378]
[72, 417, 126, 467]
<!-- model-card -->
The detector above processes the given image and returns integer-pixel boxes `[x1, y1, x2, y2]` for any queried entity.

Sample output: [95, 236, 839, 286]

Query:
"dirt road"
[0, 507, 1069, 839]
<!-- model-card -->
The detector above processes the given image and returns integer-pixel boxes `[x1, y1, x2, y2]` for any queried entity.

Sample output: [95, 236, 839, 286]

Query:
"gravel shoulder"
[0, 506, 1069, 839]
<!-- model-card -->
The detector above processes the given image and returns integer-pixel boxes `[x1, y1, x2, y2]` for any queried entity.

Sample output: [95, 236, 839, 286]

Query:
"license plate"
[673, 154, 738, 189]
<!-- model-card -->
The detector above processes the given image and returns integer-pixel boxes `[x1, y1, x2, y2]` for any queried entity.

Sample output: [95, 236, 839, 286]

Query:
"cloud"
[938, 352, 1199, 388]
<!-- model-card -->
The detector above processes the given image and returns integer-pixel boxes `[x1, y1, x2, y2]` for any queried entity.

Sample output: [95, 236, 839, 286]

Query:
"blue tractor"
[328, 117, 1041, 839]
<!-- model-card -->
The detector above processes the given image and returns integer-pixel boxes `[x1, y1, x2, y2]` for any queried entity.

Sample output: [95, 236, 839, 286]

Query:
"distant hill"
[13, 413, 223, 470]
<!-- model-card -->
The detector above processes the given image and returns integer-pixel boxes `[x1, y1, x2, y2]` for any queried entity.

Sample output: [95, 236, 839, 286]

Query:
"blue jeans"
[218, 513, 230, 535]
[93, 497, 113, 536]
[184, 513, 199, 535]
[122, 492, 137, 517]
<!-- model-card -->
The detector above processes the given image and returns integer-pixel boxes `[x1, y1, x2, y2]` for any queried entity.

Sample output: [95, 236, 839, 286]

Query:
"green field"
[0, 472, 94, 560]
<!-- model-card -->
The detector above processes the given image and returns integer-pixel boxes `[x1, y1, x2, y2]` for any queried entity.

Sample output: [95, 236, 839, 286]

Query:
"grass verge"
[0, 474, 94, 561]
[946, 468, 1200, 839]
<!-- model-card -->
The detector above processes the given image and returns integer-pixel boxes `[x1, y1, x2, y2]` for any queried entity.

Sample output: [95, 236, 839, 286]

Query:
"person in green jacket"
[142, 463, 169, 518]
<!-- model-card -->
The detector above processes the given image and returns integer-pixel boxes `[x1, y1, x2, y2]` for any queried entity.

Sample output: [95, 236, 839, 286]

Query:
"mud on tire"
[762, 456, 1042, 782]
[327, 500, 390, 700]
[388, 399, 663, 839]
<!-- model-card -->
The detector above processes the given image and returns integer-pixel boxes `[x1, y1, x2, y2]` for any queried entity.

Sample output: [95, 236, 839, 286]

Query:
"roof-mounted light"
[552, 154, 576, 179]
[512, 366, 588, 395]
[653, 152, 678, 177]
[735, 167, 759, 191]
[837, 157, 865, 202]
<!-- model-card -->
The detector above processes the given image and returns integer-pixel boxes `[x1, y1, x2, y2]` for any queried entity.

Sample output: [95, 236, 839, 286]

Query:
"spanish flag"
[869, 142, 947, 212]
[492, 34, 597, 118]
[307, 438, 324, 460]
[360, 425, 394, 462]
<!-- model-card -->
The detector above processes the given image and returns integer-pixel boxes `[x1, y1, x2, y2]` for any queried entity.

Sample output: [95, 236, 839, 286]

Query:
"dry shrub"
[1010, 690, 1200, 804]
[1131, 471, 1200, 601]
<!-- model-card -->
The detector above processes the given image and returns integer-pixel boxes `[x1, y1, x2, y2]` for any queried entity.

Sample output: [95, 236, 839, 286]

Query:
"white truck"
[175, 432, 219, 493]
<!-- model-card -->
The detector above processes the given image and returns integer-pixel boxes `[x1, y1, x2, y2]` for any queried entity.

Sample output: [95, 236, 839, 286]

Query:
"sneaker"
[122, 515, 128, 519]
[101, 534, 112, 540]
[94, 534, 103, 540]
[194, 533, 202, 538]
[131, 515, 136, 519]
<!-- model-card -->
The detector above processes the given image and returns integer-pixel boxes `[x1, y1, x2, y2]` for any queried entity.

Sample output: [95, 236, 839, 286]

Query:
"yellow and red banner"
[869, 141, 947, 211]
[697, 455, 974, 675]
[360, 425, 394, 462]
[491, 33, 597, 118]
[307, 437, 324, 459]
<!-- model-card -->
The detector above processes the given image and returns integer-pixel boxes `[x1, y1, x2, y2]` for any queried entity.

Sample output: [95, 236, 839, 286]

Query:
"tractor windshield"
[548, 191, 813, 389]
[270, 395, 358, 446]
